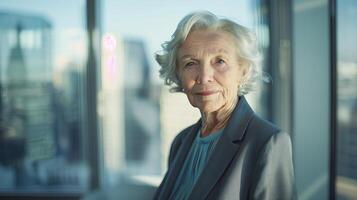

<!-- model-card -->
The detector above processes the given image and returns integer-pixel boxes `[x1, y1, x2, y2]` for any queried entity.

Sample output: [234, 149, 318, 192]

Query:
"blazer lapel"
[159, 120, 201, 200]
[188, 96, 255, 200]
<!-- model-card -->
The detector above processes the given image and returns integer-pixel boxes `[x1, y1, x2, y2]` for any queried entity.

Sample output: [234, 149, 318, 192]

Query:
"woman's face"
[177, 29, 248, 113]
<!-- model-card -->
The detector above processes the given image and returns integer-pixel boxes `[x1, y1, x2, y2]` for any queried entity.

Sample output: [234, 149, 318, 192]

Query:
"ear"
[239, 59, 249, 77]
[237, 60, 250, 87]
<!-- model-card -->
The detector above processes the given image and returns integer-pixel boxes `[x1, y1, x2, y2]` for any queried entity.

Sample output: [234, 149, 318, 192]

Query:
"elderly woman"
[153, 11, 295, 200]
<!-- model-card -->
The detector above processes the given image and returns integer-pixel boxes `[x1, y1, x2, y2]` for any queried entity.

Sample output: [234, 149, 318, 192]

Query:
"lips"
[195, 91, 218, 96]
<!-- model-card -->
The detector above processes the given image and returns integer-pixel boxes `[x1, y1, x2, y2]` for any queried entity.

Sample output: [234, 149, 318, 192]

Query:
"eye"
[185, 61, 196, 67]
[216, 58, 226, 65]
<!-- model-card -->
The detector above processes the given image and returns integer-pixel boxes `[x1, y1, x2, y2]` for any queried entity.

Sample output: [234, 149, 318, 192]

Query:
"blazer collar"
[223, 96, 255, 142]
[188, 96, 255, 200]
[159, 96, 254, 200]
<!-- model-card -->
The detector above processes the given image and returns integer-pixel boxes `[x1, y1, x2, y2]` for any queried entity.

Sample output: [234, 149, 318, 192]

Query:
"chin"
[188, 96, 223, 113]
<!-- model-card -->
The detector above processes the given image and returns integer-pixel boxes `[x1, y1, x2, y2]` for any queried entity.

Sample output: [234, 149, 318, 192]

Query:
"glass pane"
[336, 0, 357, 199]
[95, 0, 270, 198]
[292, 1, 331, 199]
[0, 0, 89, 192]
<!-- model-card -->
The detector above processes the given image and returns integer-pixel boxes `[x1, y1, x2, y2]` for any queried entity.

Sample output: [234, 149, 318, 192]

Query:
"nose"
[196, 62, 214, 84]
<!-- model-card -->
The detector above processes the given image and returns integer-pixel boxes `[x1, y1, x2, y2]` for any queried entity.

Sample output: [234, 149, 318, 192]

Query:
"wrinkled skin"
[177, 29, 248, 136]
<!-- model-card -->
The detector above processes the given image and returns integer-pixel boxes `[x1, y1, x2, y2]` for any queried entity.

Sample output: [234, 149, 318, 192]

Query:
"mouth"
[195, 91, 218, 96]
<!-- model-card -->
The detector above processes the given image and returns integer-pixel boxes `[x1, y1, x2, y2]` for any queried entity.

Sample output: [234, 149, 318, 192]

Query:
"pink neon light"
[107, 55, 116, 75]
[103, 34, 117, 51]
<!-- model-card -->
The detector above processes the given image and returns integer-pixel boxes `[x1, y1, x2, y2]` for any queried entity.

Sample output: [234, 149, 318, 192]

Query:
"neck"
[200, 96, 239, 137]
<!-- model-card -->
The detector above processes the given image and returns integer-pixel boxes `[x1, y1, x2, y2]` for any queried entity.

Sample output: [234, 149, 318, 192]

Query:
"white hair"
[155, 11, 264, 95]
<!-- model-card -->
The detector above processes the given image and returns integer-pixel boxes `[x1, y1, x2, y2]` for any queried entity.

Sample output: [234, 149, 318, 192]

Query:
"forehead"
[178, 29, 237, 57]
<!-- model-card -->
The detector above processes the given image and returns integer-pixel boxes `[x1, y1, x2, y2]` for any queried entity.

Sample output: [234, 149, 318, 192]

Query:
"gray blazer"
[153, 96, 295, 200]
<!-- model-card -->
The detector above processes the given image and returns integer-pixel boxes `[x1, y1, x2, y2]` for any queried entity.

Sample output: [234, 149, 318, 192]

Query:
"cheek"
[179, 72, 196, 90]
[222, 84, 238, 99]
[184, 91, 197, 108]
[220, 76, 240, 98]
[181, 79, 194, 93]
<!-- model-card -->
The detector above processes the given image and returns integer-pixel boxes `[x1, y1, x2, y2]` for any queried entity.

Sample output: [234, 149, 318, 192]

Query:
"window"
[336, 0, 357, 199]
[0, 0, 89, 194]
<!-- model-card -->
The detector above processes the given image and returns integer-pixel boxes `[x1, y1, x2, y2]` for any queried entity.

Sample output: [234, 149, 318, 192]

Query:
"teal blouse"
[169, 128, 224, 200]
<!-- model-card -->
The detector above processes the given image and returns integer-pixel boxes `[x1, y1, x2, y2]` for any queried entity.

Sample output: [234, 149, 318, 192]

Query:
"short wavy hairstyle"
[155, 11, 264, 96]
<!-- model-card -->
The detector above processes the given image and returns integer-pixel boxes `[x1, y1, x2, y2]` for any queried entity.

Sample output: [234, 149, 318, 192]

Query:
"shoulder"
[246, 117, 295, 198]
[245, 114, 283, 143]
[249, 129, 295, 199]
[242, 114, 293, 157]
[247, 114, 293, 166]
[171, 124, 196, 149]
[249, 114, 281, 136]
[167, 123, 197, 165]
[175, 124, 196, 141]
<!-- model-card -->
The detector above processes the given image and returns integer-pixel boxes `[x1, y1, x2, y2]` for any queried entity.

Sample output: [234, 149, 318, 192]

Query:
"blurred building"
[100, 35, 161, 186]
[0, 12, 55, 187]
[0, 11, 88, 190]
[337, 62, 357, 179]
[122, 39, 161, 176]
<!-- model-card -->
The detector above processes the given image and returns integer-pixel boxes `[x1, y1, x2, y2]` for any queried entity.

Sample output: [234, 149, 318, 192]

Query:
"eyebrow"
[179, 49, 229, 60]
